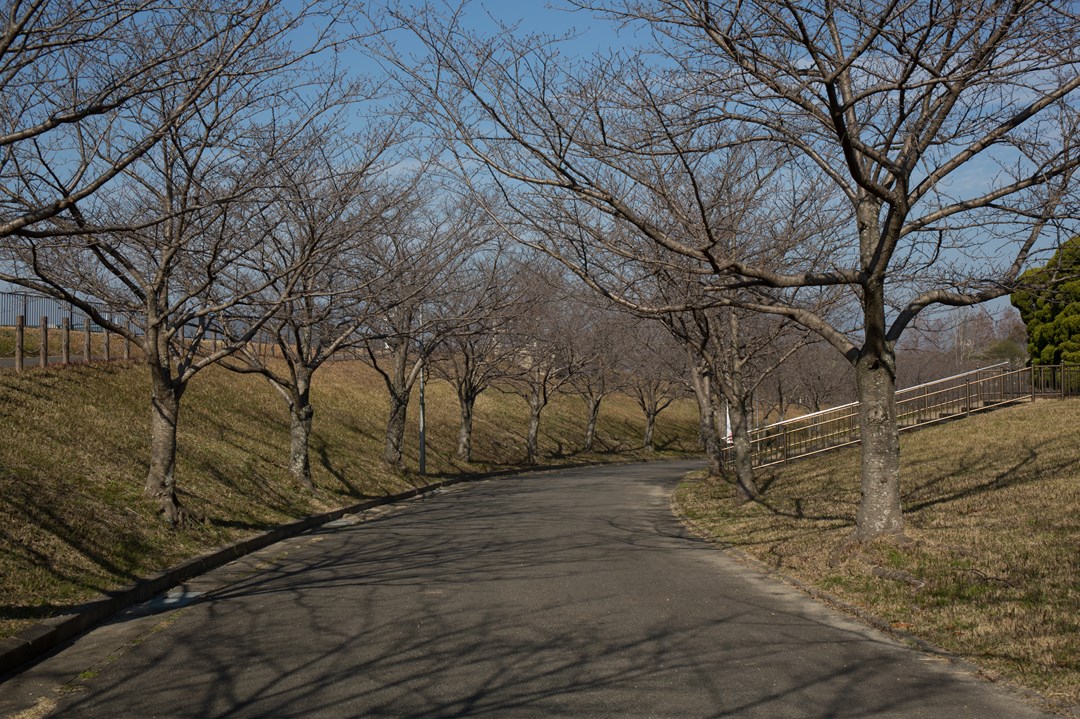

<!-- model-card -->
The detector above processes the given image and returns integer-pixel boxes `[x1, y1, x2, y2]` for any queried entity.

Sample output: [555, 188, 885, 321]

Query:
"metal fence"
[0, 290, 286, 371]
[0, 290, 123, 331]
[724, 363, 1080, 469]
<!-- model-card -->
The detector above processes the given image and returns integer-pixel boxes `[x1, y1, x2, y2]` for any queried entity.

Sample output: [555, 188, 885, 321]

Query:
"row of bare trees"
[0, 2, 519, 523]
[2, 2, 1075, 545]
[0, 1, 354, 522]
[0, 0, 695, 524]
[379, 0, 1079, 543]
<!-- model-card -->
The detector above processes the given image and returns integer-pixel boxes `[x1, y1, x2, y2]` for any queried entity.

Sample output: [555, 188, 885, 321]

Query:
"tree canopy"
[1012, 238, 1080, 365]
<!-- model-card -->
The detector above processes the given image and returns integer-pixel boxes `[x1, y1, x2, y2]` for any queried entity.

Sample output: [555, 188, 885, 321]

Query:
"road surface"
[0, 460, 1051, 718]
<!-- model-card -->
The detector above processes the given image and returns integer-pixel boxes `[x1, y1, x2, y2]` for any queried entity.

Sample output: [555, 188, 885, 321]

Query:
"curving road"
[1, 460, 1052, 718]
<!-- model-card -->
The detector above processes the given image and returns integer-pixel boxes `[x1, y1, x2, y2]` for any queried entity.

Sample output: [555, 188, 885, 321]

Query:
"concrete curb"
[0, 455, 688, 679]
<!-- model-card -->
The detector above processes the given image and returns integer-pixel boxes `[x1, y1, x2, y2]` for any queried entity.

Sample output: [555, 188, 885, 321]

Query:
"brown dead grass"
[674, 400, 1080, 712]
[0, 359, 699, 639]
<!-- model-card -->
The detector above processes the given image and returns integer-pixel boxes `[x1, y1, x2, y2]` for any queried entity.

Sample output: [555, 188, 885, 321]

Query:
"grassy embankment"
[0, 358, 699, 640]
[674, 400, 1080, 712]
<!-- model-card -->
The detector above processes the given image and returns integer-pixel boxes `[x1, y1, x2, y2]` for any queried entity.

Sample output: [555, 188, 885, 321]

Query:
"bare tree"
[785, 344, 856, 414]
[362, 189, 490, 468]
[431, 247, 530, 462]
[386, 0, 1079, 541]
[0, 3, 347, 523]
[221, 120, 405, 490]
[563, 300, 630, 452]
[665, 306, 806, 500]
[498, 271, 591, 464]
[621, 320, 685, 452]
[0, 2, 278, 239]
[684, 334, 723, 476]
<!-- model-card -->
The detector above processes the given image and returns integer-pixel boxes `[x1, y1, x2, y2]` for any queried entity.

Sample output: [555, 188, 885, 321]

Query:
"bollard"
[14, 315, 24, 373]
[62, 318, 70, 365]
[39, 316, 48, 368]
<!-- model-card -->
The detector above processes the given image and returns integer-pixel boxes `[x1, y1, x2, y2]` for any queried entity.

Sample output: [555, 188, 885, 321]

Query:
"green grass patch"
[674, 400, 1080, 711]
[0, 360, 700, 639]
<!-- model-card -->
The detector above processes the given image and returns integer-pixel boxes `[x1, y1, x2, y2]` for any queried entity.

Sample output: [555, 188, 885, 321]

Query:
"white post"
[724, 401, 733, 445]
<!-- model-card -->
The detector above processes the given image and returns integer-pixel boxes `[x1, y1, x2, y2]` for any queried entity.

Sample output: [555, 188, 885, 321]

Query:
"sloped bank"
[672, 400, 1080, 715]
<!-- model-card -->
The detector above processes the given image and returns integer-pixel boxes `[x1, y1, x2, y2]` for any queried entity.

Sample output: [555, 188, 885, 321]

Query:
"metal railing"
[0, 290, 120, 331]
[724, 363, 1080, 469]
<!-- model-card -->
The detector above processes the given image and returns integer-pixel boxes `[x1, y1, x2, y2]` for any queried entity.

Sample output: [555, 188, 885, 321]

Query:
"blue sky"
[421, 0, 631, 51]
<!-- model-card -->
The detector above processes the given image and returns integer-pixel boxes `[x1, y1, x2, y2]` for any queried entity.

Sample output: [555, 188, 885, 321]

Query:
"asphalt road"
[0, 460, 1053, 718]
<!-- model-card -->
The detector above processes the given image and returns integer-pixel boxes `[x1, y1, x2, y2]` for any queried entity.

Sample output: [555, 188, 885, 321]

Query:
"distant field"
[0, 359, 700, 639]
[674, 400, 1080, 713]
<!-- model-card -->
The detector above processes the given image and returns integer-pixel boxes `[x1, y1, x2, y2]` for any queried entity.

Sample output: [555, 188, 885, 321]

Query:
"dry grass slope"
[674, 399, 1080, 712]
[0, 359, 700, 640]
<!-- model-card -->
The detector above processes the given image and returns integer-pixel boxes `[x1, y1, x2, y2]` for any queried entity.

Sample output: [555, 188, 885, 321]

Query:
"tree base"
[829, 531, 915, 567]
[145, 489, 203, 527]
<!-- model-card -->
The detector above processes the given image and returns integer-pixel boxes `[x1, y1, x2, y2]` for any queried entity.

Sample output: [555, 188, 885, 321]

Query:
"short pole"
[62, 318, 70, 365]
[418, 361, 427, 476]
[14, 315, 24, 373]
[39, 316, 48, 368]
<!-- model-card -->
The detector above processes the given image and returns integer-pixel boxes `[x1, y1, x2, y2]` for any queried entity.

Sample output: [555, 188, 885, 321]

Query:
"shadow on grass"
[901, 435, 1080, 513]
[0, 484, 159, 623]
[717, 430, 1080, 534]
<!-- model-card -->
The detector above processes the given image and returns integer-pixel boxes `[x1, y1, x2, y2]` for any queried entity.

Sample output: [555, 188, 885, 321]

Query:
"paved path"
[1, 461, 1052, 718]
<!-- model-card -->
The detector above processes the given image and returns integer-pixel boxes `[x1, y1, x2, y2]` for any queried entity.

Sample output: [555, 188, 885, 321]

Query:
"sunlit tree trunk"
[144, 334, 186, 524]
[853, 279, 904, 541]
[583, 396, 602, 451]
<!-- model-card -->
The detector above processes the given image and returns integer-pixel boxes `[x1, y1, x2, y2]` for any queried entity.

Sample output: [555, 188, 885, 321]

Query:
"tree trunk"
[688, 355, 723, 477]
[289, 397, 315, 491]
[643, 409, 656, 452]
[384, 390, 409, 466]
[853, 344, 904, 541]
[583, 396, 601, 452]
[728, 395, 758, 503]
[144, 360, 185, 525]
[457, 392, 475, 462]
[526, 400, 542, 464]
